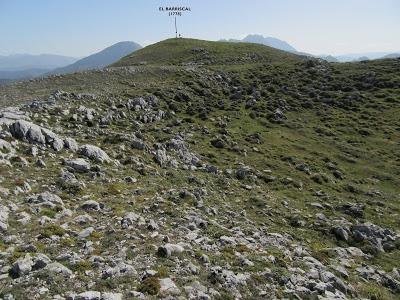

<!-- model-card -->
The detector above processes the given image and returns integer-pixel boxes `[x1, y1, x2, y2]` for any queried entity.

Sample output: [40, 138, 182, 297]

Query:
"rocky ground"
[0, 39, 399, 300]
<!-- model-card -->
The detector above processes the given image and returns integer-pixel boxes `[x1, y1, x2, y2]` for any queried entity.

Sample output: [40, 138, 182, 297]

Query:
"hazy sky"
[0, 0, 399, 57]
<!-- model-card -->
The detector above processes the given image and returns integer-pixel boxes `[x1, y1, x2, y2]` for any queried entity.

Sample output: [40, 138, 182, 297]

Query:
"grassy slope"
[0, 38, 400, 298]
[112, 38, 302, 66]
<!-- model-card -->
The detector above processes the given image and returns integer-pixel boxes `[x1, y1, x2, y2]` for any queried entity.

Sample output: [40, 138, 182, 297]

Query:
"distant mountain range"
[320, 52, 400, 62]
[0, 68, 53, 80]
[221, 34, 297, 53]
[333, 52, 399, 62]
[0, 53, 78, 71]
[0, 41, 142, 82]
[383, 53, 400, 59]
[48, 41, 142, 75]
[318, 55, 339, 62]
[221, 35, 400, 63]
[0, 54, 78, 80]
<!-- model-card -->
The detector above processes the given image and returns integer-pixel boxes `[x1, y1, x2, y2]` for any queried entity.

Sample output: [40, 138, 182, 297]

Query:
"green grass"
[0, 37, 399, 298]
[112, 38, 302, 67]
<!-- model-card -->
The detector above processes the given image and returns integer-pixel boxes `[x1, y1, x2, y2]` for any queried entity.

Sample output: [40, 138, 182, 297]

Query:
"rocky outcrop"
[9, 120, 64, 151]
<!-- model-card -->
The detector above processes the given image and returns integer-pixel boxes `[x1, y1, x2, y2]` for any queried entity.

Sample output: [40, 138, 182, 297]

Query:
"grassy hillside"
[113, 38, 303, 67]
[0, 38, 399, 299]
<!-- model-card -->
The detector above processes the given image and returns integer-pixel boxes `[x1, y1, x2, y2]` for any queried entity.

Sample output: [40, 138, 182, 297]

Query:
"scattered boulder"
[9, 120, 64, 151]
[79, 144, 110, 163]
[26, 191, 64, 208]
[9, 254, 34, 278]
[332, 226, 349, 242]
[159, 278, 180, 295]
[157, 243, 184, 257]
[210, 139, 225, 149]
[351, 222, 397, 253]
[0, 204, 9, 231]
[65, 158, 91, 172]
[78, 226, 95, 239]
[81, 200, 102, 211]
[67, 291, 101, 300]
[0, 139, 13, 154]
[101, 293, 123, 300]
[64, 137, 79, 152]
[45, 262, 73, 277]
[153, 148, 171, 166]
[336, 204, 364, 218]
[131, 138, 147, 150]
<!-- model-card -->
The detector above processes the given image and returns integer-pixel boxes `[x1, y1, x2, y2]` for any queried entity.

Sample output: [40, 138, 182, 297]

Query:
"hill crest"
[113, 38, 303, 67]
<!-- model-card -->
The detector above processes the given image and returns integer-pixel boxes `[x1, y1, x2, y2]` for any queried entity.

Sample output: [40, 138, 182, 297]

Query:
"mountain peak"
[221, 34, 297, 53]
[49, 41, 142, 75]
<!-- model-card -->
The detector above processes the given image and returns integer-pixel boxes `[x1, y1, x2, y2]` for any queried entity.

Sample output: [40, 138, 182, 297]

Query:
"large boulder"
[67, 291, 101, 300]
[26, 191, 65, 208]
[64, 137, 79, 152]
[101, 293, 123, 300]
[81, 200, 102, 211]
[9, 120, 64, 151]
[79, 144, 110, 163]
[351, 222, 397, 252]
[0, 204, 9, 231]
[0, 139, 13, 153]
[154, 148, 170, 166]
[9, 253, 52, 278]
[157, 243, 184, 257]
[159, 278, 180, 295]
[46, 262, 73, 277]
[0, 107, 30, 126]
[10, 120, 45, 144]
[65, 158, 91, 172]
[9, 254, 34, 278]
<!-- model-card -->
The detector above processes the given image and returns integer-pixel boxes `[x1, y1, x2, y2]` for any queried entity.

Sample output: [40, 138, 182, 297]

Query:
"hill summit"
[113, 38, 301, 67]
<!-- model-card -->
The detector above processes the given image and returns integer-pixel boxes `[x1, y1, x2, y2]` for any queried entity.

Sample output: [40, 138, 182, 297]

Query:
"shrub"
[40, 224, 65, 239]
[138, 277, 160, 295]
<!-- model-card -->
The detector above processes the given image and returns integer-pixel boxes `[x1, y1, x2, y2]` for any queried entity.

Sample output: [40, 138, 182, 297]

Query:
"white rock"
[157, 243, 184, 257]
[46, 262, 73, 277]
[66, 158, 91, 172]
[10, 254, 34, 278]
[64, 138, 79, 152]
[0, 139, 13, 153]
[70, 291, 101, 300]
[159, 278, 180, 295]
[79, 144, 110, 163]
[9, 120, 64, 151]
[78, 227, 95, 239]
[81, 200, 101, 211]
[101, 292, 123, 300]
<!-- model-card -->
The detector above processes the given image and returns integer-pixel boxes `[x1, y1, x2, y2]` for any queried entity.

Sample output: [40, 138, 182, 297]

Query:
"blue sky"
[0, 0, 399, 57]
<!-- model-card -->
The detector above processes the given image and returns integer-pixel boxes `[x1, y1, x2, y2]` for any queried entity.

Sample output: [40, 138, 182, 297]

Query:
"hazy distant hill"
[0, 78, 12, 85]
[0, 54, 78, 80]
[49, 41, 142, 75]
[0, 68, 53, 80]
[318, 55, 339, 62]
[334, 52, 397, 62]
[383, 53, 400, 59]
[221, 34, 297, 52]
[317, 52, 400, 63]
[0, 54, 78, 71]
[355, 56, 370, 62]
